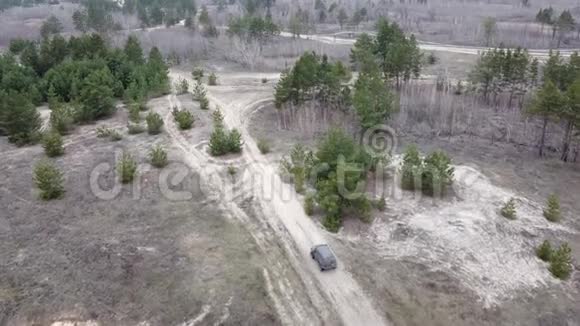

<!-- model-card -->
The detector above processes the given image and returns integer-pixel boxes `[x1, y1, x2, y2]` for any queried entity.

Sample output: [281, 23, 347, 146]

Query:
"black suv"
[310, 244, 337, 271]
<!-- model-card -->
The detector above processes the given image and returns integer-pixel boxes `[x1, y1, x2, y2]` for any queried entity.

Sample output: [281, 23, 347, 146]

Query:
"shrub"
[374, 196, 386, 211]
[127, 123, 145, 134]
[192, 81, 207, 101]
[323, 214, 341, 233]
[117, 153, 137, 184]
[501, 198, 517, 220]
[199, 96, 210, 110]
[192, 67, 204, 81]
[401, 145, 422, 190]
[137, 102, 149, 111]
[128, 103, 141, 123]
[304, 192, 315, 215]
[549, 243, 573, 280]
[209, 126, 229, 156]
[33, 160, 65, 200]
[353, 197, 373, 223]
[146, 111, 164, 135]
[227, 166, 237, 176]
[172, 107, 195, 130]
[536, 240, 552, 262]
[422, 151, 454, 196]
[96, 126, 123, 141]
[208, 72, 218, 85]
[176, 78, 189, 94]
[543, 194, 561, 222]
[257, 138, 271, 154]
[50, 103, 76, 135]
[261, 77, 268, 84]
[109, 130, 123, 141]
[2, 92, 42, 146]
[208, 111, 242, 156]
[96, 126, 112, 138]
[294, 169, 305, 193]
[280, 144, 314, 194]
[212, 108, 225, 126]
[42, 131, 64, 157]
[400, 146, 454, 196]
[227, 128, 243, 153]
[149, 145, 168, 168]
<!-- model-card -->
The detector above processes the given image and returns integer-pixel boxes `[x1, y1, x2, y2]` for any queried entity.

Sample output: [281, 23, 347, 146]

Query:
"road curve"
[169, 70, 389, 326]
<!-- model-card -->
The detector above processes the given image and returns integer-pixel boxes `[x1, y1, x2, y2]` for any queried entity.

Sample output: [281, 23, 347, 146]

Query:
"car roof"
[315, 245, 335, 261]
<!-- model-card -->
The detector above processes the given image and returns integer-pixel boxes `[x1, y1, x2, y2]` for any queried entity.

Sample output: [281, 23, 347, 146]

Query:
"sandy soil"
[247, 77, 580, 325]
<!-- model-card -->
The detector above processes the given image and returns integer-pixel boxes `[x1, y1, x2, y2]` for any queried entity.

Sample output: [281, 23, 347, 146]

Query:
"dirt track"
[167, 70, 388, 326]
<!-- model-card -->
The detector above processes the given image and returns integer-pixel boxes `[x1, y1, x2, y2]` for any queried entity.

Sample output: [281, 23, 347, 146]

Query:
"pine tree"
[208, 72, 218, 85]
[146, 111, 164, 135]
[33, 160, 65, 200]
[401, 145, 422, 191]
[172, 107, 195, 130]
[350, 33, 378, 74]
[149, 145, 168, 168]
[50, 103, 76, 135]
[528, 81, 566, 157]
[422, 151, 454, 196]
[147, 46, 170, 95]
[562, 79, 580, 161]
[543, 194, 561, 222]
[117, 153, 137, 184]
[536, 240, 553, 262]
[501, 198, 517, 219]
[549, 243, 573, 280]
[374, 19, 422, 87]
[0, 91, 42, 146]
[42, 131, 65, 157]
[227, 128, 243, 153]
[199, 5, 210, 27]
[199, 95, 210, 110]
[353, 73, 396, 130]
[124, 35, 144, 65]
[337, 8, 348, 30]
[77, 69, 115, 122]
[209, 125, 229, 156]
[192, 81, 207, 101]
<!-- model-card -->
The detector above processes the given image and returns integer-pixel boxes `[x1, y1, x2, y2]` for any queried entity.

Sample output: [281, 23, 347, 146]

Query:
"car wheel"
[320, 267, 324, 272]
[310, 252, 315, 259]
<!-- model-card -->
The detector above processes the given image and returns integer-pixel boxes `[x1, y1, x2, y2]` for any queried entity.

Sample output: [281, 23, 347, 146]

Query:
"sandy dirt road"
[279, 31, 580, 59]
[167, 70, 388, 326]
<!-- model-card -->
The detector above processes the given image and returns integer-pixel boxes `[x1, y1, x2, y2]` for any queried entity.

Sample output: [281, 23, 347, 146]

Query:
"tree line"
[529, 51, 580, 161]
[469, 47, 539, 108]
[0, 34, 170, 145]
[227, 14, 280, 50]
[536, 7, 576, 47]
[468, 47, 580, 162]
